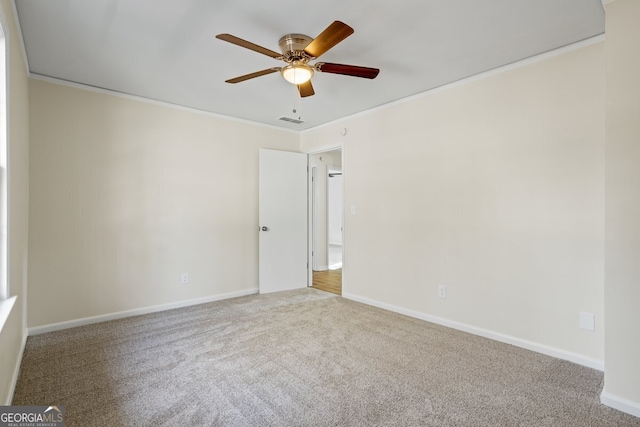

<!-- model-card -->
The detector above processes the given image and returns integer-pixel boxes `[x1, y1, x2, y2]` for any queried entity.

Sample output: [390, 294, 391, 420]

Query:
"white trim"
[303, 142, 345, 155]
[342, 292, 605, 371]
[28, 288, 258, 335]
[601, 391, 640, 418]
[11, 0, 29, 73]
[301, 34, 606, 135]
[311, 165, 318, 273]
[28, 73, 299, 135]
[307, 144, 344, 286]
[6, 325, 27, 405]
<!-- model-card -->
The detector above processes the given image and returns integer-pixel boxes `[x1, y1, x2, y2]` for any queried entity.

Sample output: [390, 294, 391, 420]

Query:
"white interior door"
[259, 149, 308, 293]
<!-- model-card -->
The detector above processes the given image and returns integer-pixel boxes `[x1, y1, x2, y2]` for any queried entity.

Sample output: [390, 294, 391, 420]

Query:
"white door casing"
[259, 149, 308, 293]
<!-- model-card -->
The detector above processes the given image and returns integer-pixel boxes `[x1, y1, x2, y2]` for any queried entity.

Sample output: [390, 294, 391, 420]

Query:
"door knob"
[261, 226, 268, 231]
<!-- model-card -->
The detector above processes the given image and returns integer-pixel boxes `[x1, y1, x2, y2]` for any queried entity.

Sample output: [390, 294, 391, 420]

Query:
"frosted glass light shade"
[281, 64, 313, 85]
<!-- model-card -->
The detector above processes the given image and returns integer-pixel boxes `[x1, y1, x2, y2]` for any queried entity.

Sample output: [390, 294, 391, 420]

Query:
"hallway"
[311, 269, 342, 295]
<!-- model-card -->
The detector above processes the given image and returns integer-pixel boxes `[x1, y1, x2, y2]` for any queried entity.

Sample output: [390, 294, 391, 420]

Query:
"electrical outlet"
[438, 284, 447, 299]
[181, 273, 189, 284]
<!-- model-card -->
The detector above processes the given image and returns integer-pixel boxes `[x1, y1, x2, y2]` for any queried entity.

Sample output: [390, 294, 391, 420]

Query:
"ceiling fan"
[216, 21, 380, 98]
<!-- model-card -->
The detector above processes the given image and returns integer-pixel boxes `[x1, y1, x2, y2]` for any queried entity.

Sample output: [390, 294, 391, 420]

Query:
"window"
[0, 12, 7, 300]
[0, 4, 13, 340]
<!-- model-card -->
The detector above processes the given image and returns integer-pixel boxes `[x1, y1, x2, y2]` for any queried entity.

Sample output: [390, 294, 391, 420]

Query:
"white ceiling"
[15, 0, 604, 131]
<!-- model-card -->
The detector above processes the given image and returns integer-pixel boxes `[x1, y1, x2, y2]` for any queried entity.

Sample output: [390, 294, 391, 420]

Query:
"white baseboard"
[6, 327, 27, 405]
[315, 266, 328, 271]
[601, 391, 640, 418]
[28, 288, 259, 336]
[342, 292, 604, 372]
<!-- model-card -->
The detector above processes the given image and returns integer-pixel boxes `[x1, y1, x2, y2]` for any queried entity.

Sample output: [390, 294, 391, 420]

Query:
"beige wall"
[0, 0, 30, 405]
[303, 42, 606, 363]
[28, 79, 299, 327]
[603, 0, 640, 412]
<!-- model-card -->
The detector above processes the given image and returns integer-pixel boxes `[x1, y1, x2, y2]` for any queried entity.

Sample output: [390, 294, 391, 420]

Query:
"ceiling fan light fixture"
[217, 21, 379, 98]
[281, 64, 314, 85]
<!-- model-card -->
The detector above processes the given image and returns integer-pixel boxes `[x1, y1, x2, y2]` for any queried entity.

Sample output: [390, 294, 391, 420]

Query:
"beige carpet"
[13, 288, 640, 426]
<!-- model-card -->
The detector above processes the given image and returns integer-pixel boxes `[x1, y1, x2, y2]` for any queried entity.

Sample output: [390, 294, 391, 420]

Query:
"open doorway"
[309, 148, 343, 295]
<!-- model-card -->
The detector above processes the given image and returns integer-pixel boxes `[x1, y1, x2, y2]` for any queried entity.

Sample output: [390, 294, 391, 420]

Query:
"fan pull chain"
[292, 85, 302, 120]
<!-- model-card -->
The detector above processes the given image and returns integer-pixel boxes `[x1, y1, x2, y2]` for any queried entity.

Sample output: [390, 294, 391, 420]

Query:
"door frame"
[307, 145, 344, 287]
[327, 165, 343, 250]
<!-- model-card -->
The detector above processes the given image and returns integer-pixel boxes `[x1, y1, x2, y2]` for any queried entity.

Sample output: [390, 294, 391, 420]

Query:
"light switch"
[579, 311, 595, 331]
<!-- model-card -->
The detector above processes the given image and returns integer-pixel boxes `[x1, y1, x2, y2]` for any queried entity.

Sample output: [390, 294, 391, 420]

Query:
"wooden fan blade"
[316, 62, 380, 79]
[303, 21, 354, 59]
[216, 34, 282, 59]
[225, 67, 281, 84]
[297, 80, 315, 98]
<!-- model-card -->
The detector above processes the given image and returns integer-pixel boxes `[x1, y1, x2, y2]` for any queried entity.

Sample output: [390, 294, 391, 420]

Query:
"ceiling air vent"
[278, 116, 305, 125]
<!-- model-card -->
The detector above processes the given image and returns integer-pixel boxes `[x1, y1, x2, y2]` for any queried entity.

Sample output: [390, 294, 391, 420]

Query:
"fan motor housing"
[278, 34, 313, 62]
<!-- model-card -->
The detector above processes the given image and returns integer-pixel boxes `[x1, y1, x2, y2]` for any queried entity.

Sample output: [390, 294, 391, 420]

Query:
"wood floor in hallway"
[311, 269, 342, 295]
